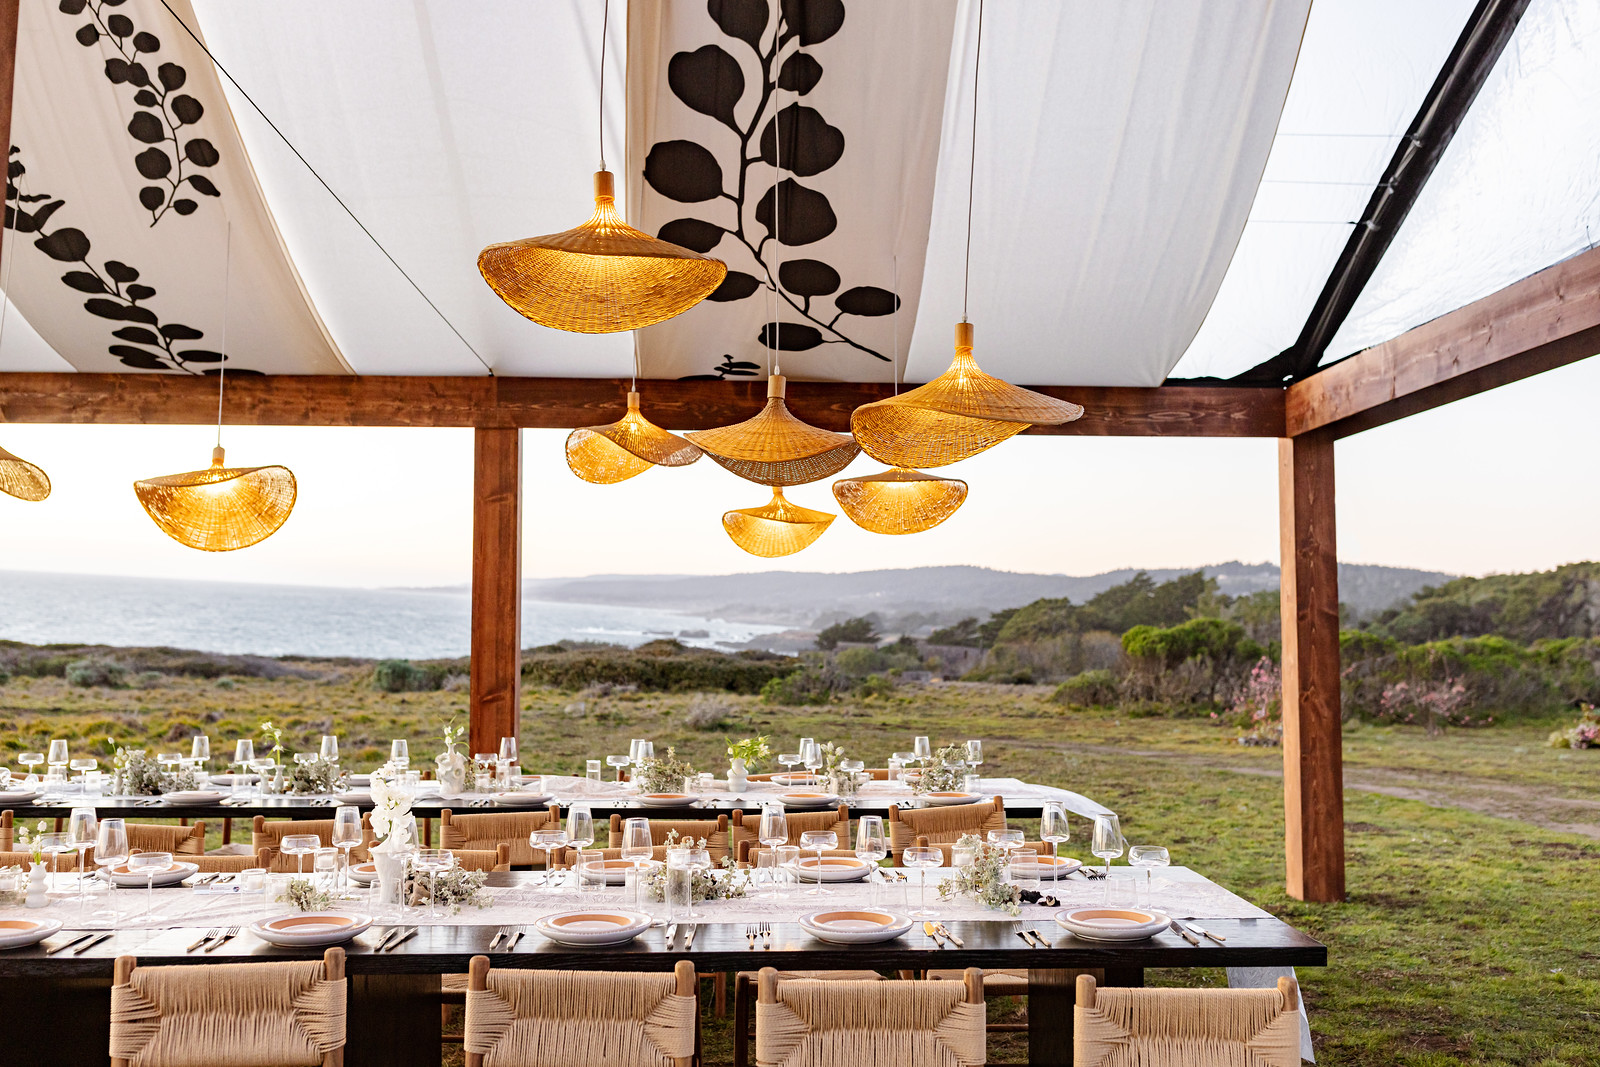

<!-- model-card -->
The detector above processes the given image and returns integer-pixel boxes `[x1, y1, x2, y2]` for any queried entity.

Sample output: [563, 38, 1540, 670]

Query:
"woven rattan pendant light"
[477, 1, 726, 333]
[850, 0, 1082, 469]
[566, 389, 701, 483]
[0, 444, 51, 502]
[686, 374, 858, 486]
[134, 226, 296, 552]
[722, 486, 834, 557]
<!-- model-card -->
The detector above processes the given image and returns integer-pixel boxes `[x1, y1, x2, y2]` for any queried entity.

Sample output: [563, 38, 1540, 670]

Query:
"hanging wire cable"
[598, 0, 610, 170]
[891, 254, 900, 395]
[155, 0, 493, 374]
[216, 221, 231, 447]
[962, 0, 984, 323]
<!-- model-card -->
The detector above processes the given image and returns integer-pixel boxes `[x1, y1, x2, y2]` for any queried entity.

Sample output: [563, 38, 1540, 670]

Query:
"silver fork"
[745, 925, 757, 949]
[186, 928, 219, 952]
[205, 927, 240, 953]
[761, 922, 772, 948]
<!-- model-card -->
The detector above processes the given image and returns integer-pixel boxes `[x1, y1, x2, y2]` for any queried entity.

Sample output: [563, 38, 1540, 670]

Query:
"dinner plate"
[799, 909, 914, 944]
[921, 791, 983, 807]
[1014, 855, 1082, 879]
[0, 918, 64, 950]
[1055, 907, 1170, 942]
[346, 774, 371, 786]
[206, 774, 258, 786]
[636, 793, 696, 808]
[250, 912, 373, 947]
[161, 790, 225, 805]
[0, 788, 38, 804]
[347, 862, 378, 885]
[775, 791, 840, 809]
[107, 861, 200, 888]
[578, 858, 661, 886]
[333, 792, 373, 806]
[792, 855, 874, 883]
[770, 773, 820, 787]
[533, 909, 652, 946]
[493, 792, 554, 808]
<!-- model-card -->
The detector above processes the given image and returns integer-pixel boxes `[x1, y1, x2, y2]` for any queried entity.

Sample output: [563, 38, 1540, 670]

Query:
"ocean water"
[0, 570, 786, 659]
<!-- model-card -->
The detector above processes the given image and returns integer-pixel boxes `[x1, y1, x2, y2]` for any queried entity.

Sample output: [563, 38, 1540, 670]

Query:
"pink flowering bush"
[1548, 703, 1600, 749]
[1224, 657, 1282, 746]
[1375, 676, 1493, 735]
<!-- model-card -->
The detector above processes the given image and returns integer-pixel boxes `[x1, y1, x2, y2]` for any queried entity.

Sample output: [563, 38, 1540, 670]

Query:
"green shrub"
[815, 617, 879, 650]
[855, 673, 897, 699]
[521, 643, 790, 694]
[760, 663, 843, 705]
[1053, 669, 1118, 707]
[373, 659, 444, 693]
[65, 658, 127, 688]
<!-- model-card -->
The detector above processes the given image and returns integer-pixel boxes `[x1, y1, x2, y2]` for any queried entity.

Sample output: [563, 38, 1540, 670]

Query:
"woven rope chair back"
[441, 807, 560, 867]
[607, 814, 732, 862]
[886, 800, 1006, 862]
[128, 821, 207, 857]
[464, 956, 697, 1067]
[0, 849, 90, 870]
[730, 806, 849, 852]
[448, 847, 511, 873]
[1075, 974, 1301, 1067]
[109, 948, 346, 1067]
[755, 967, 985, 1067]
[253, 817, 374, 873]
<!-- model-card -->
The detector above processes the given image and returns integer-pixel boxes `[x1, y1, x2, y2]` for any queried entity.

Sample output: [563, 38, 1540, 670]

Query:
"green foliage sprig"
[726, 735, 771, 770]
[640, 831, 751, 903]
[938, 833, 1020, 916]
[914, 743, 968, 794]
[403, 865, 488, 913]
[276, 877, 333, 913]
[635, 747, 696, 794]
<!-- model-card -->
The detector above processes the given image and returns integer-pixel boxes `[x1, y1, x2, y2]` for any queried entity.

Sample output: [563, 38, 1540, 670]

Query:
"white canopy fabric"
[0, 0, 1592, 389]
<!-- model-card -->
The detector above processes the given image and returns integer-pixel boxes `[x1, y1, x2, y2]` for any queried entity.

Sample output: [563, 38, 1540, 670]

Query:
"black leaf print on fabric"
[63, 1, 221, 225]
[8, 147, 252, 375]
[680, 353, 764, 380]
[660, 0, 898, 376]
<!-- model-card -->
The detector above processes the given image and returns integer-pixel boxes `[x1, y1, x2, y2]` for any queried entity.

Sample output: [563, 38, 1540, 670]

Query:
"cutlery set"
[371, 926, 419, 952]
[186, 926, 240, 953]
[740, 923, 773, 949]
[45, 932, 113, 955]
[1014, 928, 1053, 948]
[486, 927, 525, 952]
[921, 921, 965, 948]
[1169, 920, 1225, 945]
[662, 922, 699, 950]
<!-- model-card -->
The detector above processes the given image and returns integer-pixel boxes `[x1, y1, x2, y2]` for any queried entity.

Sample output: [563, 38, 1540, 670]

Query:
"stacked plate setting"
[775, 791, 840, 809]
[921, 791, 982, 807]
[1055, 907, 1170, 942]
[635, 793, 695, 808]
[493, 791, 554, 808]
[1013, 855, 1082, 880]
[161, 790, 226, 805]
[0, 918, 64, 950]
[533, 909, 652, 946]
[800, 909, 914, 944]
[0, 787, 38, 805]
[107, 861, 200, 888]
[792, 856, 873, 883]
[579, 858, 661, 887]
[251, 913, 373, 947]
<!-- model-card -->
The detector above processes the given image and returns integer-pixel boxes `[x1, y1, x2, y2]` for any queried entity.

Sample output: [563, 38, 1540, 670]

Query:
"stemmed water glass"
[620, 817, 654, 909]
[320, 735, 339, 763]
[93, 819, 129, 920]
[891, 752, 916, 786]
[855, 816, 887, 903]
[1041, 803, 1070, 863]
[566, 805, 595, 895]
[758, 807, 787, 899]
[39, 832, 73, 892]
[1091, 814, 1125, 883]
[69, 757, 98, 786]
[191, 735, 211, 770]
[130, 851, 172, 918]
[798, 830, 836, 895]
[966, 739, 983, 771]
[498, 736, 518, 774]
[1128, 845, 1170, 906]
[412, 849, 454, 920]
[281, 834, 321, 876]
[777, 752, 802, 782]
[606, 754, 631, 782]
[531, 829, 567, 892]
[17, 751, 43, 784]
[47, 739, 69, 781]
[903, 845, 941, 918]
[68, 807, 98, 911]
[331, 806, 363, 890]
[913, 735, 932, 767]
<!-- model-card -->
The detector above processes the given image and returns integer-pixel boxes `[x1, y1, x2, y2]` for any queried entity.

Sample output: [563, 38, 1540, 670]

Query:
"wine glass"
[412, 849, 454, 920]
[1128, 845, 1171, 905]
[801, 741, 822, 783]
[67, 807, 98, 911]
[987, 828, 1025, 856]
[531, 829, 567, 893]
[69, 757, 98, 784]
[855, 816, 887, 903]
[498, 736, 518, 766]
[777, 753, 802, 782]
[796, 738, 815, 762]
[191, 735, 211, 768]
[1091, 814, 1125, 882]
[758, 806, 788, 898]
[281, 834, 321, 877]
[913, 736, 932, 766]
[130, 851, 173, 917]
[798, 830, 836, 895]
[39, 832, 73, 892]
[903, 845, 941, 918]
[606, 754, 631, 782]
[18, 751, 43, 784]
[682, 846, 712, 919]
[1041, 803, 1070, 863]
[891, 752, 916, 785]
[94, 819, 130, 920]
[234, 738, 255, 767]
[331, 806, 363, 889]
[566, 804, 595, 895]
[319, 735, 339, 763]
[389, 740, 410, 772]
[628, 738, 645, 763]
[965, 739, 983, 771]
[635, 741, 654, 763]
[47, 739, 69, 778]
[619, 817, 654, 909]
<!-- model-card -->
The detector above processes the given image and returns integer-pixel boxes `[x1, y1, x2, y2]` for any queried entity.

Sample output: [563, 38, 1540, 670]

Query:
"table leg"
[0, 977, 109, 1059]
[1027, 968, 1102, 1067]
[1104, 965, 1145, 988]
[346, 974, 439, 1067]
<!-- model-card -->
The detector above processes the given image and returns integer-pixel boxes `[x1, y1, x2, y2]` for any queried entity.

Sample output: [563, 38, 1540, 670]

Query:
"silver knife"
[45, 933, 94, 956]
[665, 922, 679, 949]
[1185, 922, 1226, 943]
[74, 932, 113, 955]
[387, 927, 419, 951]
[1015, 929, 1039, 948]
[683, 923, 698, 949]
[370, 927, 397, 951]
[488, 929, 505, 950]
[1169, 920, 1200, 945]
[504, 929, 523, 951]
[936, 923, 964, 948]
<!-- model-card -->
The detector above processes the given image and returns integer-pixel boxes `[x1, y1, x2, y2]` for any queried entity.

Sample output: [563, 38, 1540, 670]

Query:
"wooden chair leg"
[222, 817, 232, 846]
[733, 973, 752, 1067]
[714, 972, 727, 1018]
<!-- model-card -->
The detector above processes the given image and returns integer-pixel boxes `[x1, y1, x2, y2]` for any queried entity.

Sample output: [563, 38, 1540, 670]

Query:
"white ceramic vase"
[436, 747, 467, 794]
[25, 863, 48, 908]
[372, 851, 406, 913]
[726, 758, 748, 791]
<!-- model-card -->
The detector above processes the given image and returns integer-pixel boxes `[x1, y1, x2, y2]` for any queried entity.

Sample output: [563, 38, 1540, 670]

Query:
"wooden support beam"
[1278, 429, 1345, 902]
[0, 373, 1285, 437]
[1287, 246, 1600, 438]
[468, 427, 521, 759]
[0, 0, 17, 278]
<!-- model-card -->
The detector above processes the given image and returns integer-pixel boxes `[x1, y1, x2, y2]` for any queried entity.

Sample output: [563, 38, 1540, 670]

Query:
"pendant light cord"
[598, 0, 610, 171]
[892, 253, 900, 395]
[962, 0, 985, 323]
[216, 221, 232, 449]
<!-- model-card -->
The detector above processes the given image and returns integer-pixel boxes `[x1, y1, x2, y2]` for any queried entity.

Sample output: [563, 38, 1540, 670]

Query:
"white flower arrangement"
[368, 765, 415, 855]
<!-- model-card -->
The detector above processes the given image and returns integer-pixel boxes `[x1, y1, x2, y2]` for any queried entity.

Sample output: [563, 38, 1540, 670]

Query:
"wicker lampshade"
[832, 467, 968, 535]
[0, 444, 50, 502]
[566, 391, 702, 484]
[723, 487, 835, 557]
[478, 170, 727, 333]
[851, 321, 1084, 468]
[685, 375, 860, 486]
[134, 446, 297, 552]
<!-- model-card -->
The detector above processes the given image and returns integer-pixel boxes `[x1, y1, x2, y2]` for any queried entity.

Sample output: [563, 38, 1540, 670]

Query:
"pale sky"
[1, 354, 1595, 588]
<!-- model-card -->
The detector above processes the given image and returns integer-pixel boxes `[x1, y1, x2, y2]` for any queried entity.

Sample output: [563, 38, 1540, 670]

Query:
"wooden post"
[0, 0, 18, 279]
[1278, 429, 1345, 902]
[469, 427, 521, 758]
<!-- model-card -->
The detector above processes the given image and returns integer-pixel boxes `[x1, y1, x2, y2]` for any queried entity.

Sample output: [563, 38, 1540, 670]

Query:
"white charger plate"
[1014, 855, 1083, 879]
[161, 790, 225, 805]
[0, 918, 64, 950]
[346, 774, 372, 786]
[206, 773, 258, 786]
[108, 861, 200, 888]
[0, 789, 39, 804]
[800, 909, 914, 944]
[775, 791, 840, 809]
[250, 912, 373, 947]
[793, 856, 874, 883]
[770, 773, 819, 787]
[533, 909, 652, 946]
[1055, 907, 1170, 942]
[921, 791, 983, 807]
[579, 858, 661, 886]
[333, 792, 373, 806]
[635, 793, 696, 808]
[347, 862, 378, 885]
[493, 791, 554, 808]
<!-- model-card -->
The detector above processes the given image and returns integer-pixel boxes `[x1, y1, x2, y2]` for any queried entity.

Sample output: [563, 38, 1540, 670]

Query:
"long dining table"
[0, 866, 1325, 1067]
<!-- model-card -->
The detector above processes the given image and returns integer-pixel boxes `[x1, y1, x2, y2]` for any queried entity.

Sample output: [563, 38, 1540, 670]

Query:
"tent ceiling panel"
[1169, 0, 1480, 381]
[7, 0, 347, 376]
[1323, 0, 1600, 363]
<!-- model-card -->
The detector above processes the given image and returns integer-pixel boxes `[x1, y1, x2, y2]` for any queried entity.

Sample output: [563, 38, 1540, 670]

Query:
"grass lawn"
[2, 671, 1597, 1065]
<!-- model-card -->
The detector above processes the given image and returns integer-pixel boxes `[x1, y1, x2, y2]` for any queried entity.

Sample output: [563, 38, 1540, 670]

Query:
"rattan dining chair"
[463, 955, 698, 1067]
[730, 804, 850, 859]
[253, 815, 375, 872]
[440, 805, 561, 867]
[755, 966, 985, 1067]
[732, 968, 889, 1067]
[1075, 973, 1302, 1067]
[109, 947, 346, 1067]
[127, 821, 207, 856]
[607, 812, 733, 862]
[886, 798, 1007, 863]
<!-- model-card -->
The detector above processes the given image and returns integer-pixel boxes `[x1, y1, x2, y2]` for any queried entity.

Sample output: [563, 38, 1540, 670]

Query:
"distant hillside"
[524, 562, 1453, 629]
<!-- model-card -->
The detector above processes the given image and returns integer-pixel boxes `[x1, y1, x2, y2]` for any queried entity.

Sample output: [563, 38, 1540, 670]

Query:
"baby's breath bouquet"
[641, 831, 752, 903]
[914, 743, 967, 794]
[107, 746, 164, 796]
[287, 757, 340, 796]
[938, 833, 1020, 915]
[404, 865, 489, 912]
[277, 877, 334, 912]
[817, 742, 863, 796]
[635, 747, 697, 794]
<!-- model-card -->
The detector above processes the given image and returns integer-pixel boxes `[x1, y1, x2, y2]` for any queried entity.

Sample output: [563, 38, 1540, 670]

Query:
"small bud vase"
[726, 757, 748, 791]
[25, 863, 48, 908]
